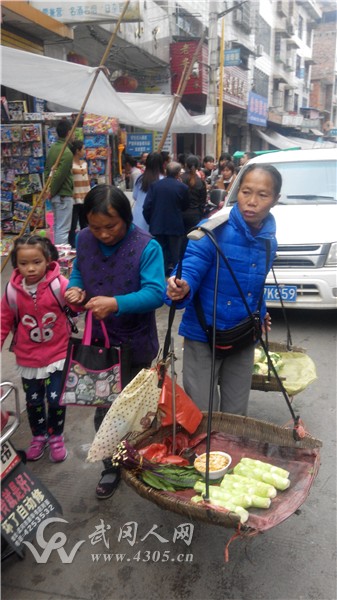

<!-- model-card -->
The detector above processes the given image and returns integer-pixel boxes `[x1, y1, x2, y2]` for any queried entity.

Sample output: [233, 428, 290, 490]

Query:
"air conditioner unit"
[256, 44, 264, 56]
[287, 90, 294, 97]
[286, 58, 293, 69]
[309, 83, 314, 91]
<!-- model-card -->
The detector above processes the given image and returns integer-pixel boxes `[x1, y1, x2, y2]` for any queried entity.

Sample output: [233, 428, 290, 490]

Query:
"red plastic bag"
[158, 374, 203, 434]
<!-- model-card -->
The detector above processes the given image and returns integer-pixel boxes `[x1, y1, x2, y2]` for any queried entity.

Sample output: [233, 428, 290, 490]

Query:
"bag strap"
[82, 310, 110, 348]
[193, 227, 270, 329]
[6, 282, 18, 326]
[6, 278, 78, 334]
[49, 278, 78, 334]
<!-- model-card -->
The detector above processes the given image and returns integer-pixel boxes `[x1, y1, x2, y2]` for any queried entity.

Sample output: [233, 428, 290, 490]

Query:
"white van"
[225, 148, 337, 309]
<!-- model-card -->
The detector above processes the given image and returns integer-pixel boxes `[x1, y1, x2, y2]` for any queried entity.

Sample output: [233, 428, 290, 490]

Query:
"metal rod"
[170, 337, 176, 455]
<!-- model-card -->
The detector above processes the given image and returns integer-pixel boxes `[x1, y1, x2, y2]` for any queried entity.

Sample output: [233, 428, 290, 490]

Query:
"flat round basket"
[121, 412, 321, 531]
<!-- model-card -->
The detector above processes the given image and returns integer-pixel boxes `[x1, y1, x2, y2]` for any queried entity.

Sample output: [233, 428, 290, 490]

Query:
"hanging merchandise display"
[1, 118, 45, 249]
[82, 114, 117, 186]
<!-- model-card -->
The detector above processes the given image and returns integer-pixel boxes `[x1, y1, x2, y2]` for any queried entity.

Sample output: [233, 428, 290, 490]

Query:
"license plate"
[264, 285, 297, 302]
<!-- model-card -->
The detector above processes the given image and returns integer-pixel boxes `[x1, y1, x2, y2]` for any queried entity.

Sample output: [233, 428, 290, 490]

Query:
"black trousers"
[154, 234, 185, 276]
[68, 204, 88, 248]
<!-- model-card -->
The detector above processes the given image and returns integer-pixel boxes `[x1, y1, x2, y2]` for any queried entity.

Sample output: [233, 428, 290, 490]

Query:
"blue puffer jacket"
[166, 203, 277, 343]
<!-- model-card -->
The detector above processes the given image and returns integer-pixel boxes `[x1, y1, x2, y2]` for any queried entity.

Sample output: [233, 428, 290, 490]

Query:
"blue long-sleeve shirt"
[67, 224, 165, 316]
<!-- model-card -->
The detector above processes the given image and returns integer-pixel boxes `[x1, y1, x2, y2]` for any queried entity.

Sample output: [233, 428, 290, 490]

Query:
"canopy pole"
[216, 18, 225, 159]
[156, 32, 206, 153]
[1, 0, 130, 273]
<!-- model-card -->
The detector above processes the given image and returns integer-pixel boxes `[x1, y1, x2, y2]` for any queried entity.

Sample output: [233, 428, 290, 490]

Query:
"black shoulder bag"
[193, 227, 270, 358]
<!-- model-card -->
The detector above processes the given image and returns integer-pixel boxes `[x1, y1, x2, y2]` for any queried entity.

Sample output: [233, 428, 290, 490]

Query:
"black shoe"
[95, 468, 120, 499]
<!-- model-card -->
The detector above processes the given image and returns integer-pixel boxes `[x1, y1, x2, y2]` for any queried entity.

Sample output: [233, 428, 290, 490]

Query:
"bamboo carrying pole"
[156, 32, 206, 153]
[1, 0, 130, 272]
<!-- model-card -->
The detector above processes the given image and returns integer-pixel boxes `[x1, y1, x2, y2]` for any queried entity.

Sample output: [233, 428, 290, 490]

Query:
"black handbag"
[60, 311, 131, 407]
[195, 293, 262, 358]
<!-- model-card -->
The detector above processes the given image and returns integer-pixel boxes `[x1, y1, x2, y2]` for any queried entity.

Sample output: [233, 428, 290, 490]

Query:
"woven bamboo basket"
[251, 342, 306, 393]
[121, 411, 322, 531]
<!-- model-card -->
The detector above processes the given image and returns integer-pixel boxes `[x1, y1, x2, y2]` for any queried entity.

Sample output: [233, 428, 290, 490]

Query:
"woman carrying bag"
[65, 184, 166, 499]
[165, 164, 281, 416]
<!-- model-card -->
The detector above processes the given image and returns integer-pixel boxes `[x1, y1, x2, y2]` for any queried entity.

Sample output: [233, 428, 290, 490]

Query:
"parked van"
[225, 148, 337, 309]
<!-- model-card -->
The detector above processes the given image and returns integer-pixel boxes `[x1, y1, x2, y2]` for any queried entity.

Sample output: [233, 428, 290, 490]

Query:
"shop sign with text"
[247, 92, 268, 126]
[31, 1, 141, 23]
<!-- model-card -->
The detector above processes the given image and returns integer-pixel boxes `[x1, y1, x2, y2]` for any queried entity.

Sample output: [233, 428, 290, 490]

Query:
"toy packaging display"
[56, 244, 76, 278]
[0, 122, 44, 237]
[0, 236, 14, 257]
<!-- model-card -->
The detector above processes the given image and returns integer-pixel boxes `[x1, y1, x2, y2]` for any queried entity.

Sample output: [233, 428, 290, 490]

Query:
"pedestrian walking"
[132, 152, 164, 232]
[143, 161, 189, 275]
[124, 154, 142, 191]
[68, 139, 90, 248]
[181, 155, 207, 233]
[44, 119, 74, 245]
[165, 164, 281, 415]
[64, 184, 165, 499]
[1, 235, 78, 462]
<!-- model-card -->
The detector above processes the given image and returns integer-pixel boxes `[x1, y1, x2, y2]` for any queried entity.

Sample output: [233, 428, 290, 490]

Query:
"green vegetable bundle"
[112, 440, 201, 492]
[253, 348, 284, 375]
[141, 465, 201, 492]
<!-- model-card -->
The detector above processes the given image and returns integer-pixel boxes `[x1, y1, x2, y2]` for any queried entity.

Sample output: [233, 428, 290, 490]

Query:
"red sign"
[170, 41, 209, 96]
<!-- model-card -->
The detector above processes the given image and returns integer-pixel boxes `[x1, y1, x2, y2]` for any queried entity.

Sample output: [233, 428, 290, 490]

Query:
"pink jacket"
[1, 261, 77, 368]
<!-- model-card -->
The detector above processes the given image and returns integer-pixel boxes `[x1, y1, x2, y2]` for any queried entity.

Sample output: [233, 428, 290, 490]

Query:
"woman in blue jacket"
[166, 163, 281, 415]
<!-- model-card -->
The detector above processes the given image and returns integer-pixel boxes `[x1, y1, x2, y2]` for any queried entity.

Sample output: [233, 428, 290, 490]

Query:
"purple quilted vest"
[76, 226, 159, 365]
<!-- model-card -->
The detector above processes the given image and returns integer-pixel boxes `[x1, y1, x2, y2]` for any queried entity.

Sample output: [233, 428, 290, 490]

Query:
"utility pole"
[206, 1, 247, 160]
[205, 0, 218, 159]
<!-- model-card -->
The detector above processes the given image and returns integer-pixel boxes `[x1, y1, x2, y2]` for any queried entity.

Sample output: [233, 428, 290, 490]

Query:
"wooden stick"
[1, 0, 130, 272]
[156, 33, 206, 153]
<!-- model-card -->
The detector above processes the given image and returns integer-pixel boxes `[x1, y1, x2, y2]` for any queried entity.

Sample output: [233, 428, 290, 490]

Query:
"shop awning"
[255, 129, 299, 149]
[0, 46, 214, 134]
[256, 128, 335, 150]
[310, 128, 324, 136]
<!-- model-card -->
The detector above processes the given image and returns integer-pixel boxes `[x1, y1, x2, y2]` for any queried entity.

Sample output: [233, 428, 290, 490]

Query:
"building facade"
[1, 0, 336, 159]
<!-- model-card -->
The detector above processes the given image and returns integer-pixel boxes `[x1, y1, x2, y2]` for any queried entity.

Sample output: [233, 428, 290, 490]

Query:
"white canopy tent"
[1, 46, 214, 134]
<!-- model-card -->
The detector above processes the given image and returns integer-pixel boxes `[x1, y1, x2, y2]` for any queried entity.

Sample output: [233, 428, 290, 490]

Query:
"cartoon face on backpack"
[21, 312, 57, 343]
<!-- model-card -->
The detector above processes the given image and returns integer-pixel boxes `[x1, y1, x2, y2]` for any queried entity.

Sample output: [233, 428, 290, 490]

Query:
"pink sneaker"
[49, 434, 67, 463]
[26, 435, 48, 461]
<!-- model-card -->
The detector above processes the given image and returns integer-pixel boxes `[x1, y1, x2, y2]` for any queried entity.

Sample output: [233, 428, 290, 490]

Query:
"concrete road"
[1, 256, 336, 600]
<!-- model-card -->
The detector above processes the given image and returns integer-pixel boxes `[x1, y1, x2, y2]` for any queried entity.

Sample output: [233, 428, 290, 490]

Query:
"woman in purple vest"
[65, 184, 166, 499]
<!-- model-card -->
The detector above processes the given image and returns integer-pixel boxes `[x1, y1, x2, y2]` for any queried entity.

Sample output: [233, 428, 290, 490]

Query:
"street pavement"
[1, 258, 336, 600]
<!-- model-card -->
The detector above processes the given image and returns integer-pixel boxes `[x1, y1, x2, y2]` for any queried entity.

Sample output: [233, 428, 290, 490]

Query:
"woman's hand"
[85, 296, 118, 320]
[64, 287, 86, 304]
[166, 277, 190, 301]
[262, 312, 272, 333]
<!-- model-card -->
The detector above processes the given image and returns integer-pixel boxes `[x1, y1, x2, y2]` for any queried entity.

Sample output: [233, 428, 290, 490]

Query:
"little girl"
[1, 234, 77, 463]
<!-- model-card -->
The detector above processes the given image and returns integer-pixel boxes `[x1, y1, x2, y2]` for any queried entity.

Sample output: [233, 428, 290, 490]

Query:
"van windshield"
[227, 161, 337, 205]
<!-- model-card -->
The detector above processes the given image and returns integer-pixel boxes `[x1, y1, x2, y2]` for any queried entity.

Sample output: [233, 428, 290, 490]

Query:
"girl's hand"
[166, 277, 190, 301]
[262, 312, 272, 333]
[64, 288, 86, 304]
[85, 296, 118, 320]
